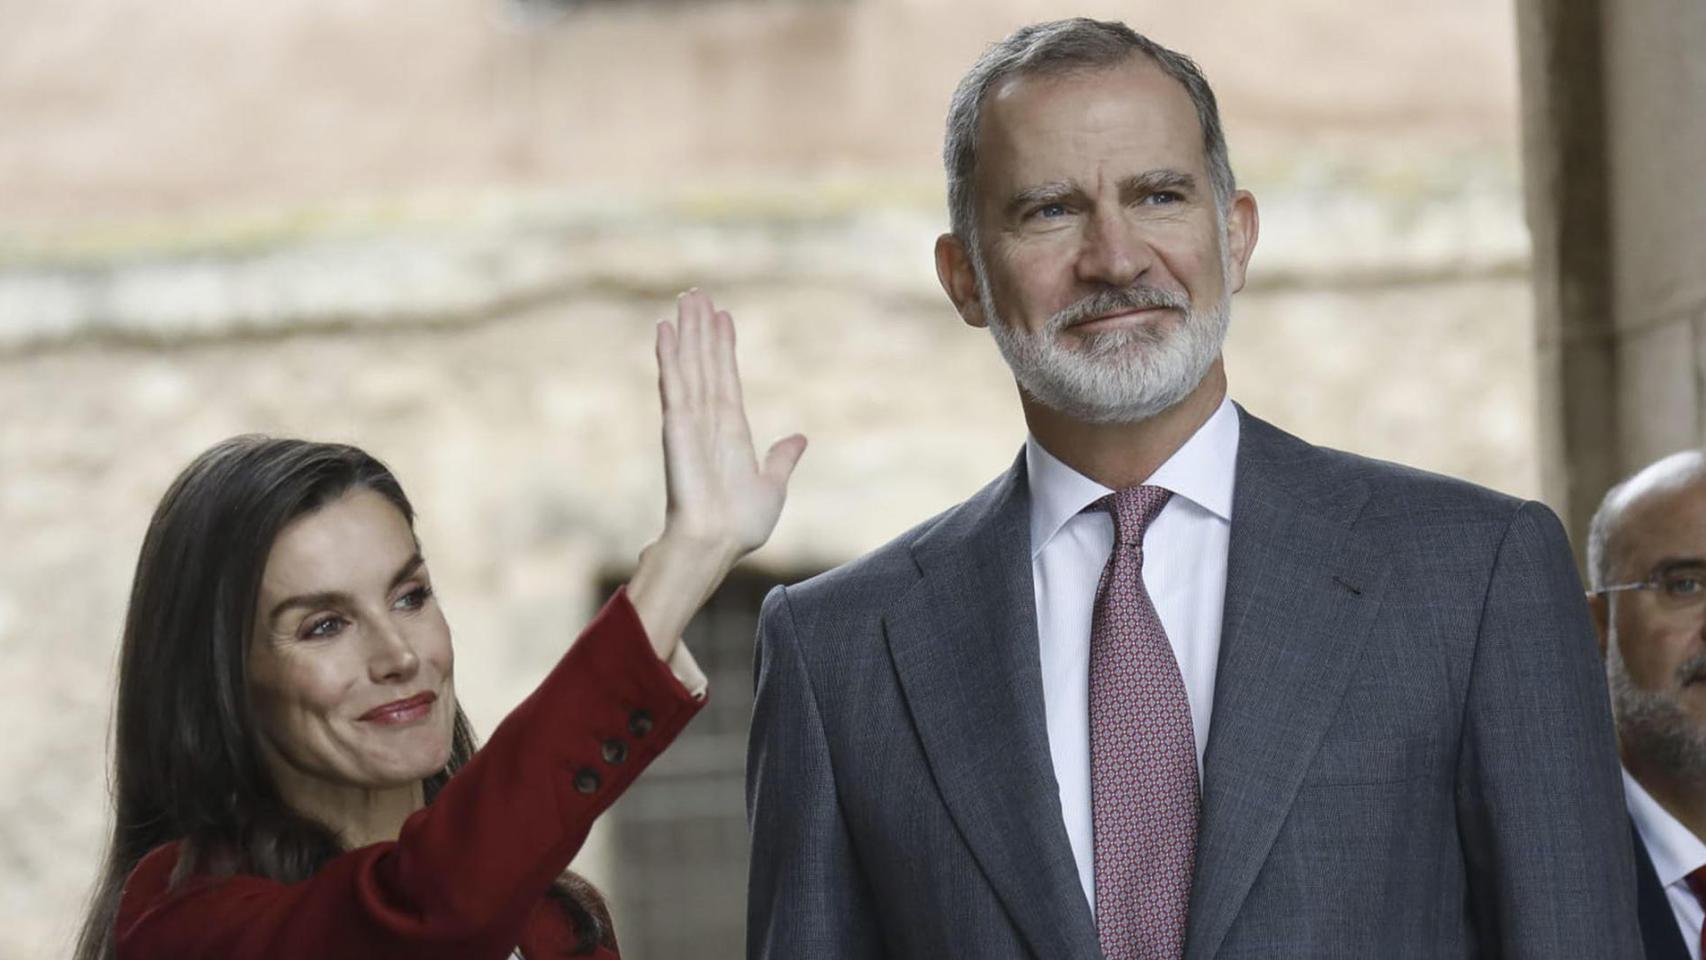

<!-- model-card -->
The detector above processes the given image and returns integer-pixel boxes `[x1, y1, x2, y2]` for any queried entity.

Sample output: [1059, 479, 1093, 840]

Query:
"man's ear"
[935, 233, 989, 329]
[1588, 592, 1611, 660]
[1222, 189, 1260, 295]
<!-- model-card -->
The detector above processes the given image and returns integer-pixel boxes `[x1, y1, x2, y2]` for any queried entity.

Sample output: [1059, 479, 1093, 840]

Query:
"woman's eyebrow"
[389, 553, 426, 590]
[267, 553, 425, 622]
[269, 589, 351, 623]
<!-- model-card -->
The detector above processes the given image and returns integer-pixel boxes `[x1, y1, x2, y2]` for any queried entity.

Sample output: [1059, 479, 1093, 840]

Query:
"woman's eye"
[303, 616, 345, 639]
[394, 585, 433, 611]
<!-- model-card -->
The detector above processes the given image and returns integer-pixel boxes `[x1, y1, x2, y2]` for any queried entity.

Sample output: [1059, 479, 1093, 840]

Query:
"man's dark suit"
[1635, 823, 1692, 960]
[747, 407, 1642, 958]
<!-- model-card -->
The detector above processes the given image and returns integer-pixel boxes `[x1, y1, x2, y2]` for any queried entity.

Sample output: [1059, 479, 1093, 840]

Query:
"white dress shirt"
[1027, 396, 1239, 913]
[1626, 767, 1706, 958]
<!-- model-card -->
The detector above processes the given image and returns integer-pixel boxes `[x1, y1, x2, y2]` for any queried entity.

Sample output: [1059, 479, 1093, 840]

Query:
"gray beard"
[1608, 638, 1706, 783]
[975, 255, 1232, 425]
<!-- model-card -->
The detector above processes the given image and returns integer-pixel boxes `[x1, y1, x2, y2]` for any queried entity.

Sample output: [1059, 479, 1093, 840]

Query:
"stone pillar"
[1517, 0, 1706, 558]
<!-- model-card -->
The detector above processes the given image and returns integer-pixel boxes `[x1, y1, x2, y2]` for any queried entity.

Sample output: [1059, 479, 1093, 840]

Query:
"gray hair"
[1586, 479, 1627, 593]
[1587, 449, 1706, 592]
[943, 18, 1236, 249]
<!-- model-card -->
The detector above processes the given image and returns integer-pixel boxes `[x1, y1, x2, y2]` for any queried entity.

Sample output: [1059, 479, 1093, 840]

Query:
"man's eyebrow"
[1005, 181, 1078, 218]
[267, 553, 426, 622]
[1651, 557, 1706, 578]
[1121, 169, 1197, 195]
[1003, 170, 1200, 219]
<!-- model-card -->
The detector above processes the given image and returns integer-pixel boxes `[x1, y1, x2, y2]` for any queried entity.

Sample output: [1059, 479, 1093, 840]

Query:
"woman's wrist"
[625, 530, 743, 662]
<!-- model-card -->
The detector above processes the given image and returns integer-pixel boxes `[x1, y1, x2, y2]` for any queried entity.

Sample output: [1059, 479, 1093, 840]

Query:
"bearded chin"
[1608, 638, 1706, 784]
[980, 275, 1232, 426]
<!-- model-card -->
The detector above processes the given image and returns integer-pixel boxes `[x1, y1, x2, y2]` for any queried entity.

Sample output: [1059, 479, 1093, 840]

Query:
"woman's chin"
[351, 736, 456, 789]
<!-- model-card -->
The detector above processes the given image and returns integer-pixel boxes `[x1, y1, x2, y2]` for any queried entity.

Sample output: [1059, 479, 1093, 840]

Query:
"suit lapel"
[1632, 820, 1692, 960]
[884, 454, 1103, 960]
[1184, 411, 1392, 960]
[881, 413, 1400, 960]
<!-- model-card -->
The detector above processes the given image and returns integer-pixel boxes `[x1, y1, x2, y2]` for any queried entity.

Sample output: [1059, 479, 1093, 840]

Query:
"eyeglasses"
[1590, 565, 1706, 610]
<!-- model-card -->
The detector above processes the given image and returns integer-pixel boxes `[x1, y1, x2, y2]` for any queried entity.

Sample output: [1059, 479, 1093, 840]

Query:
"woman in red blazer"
[72, 290, 806, 960]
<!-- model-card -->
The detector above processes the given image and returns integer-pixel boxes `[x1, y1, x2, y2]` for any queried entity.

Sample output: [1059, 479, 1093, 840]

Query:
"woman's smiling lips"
[358, 691, 437, 725]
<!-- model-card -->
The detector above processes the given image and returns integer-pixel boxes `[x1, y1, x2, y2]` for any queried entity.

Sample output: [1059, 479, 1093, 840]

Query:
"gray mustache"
[1680, 654, 1706, 686]
[1050, 286, 1191, 332]
[1671, 658, 1706, 688]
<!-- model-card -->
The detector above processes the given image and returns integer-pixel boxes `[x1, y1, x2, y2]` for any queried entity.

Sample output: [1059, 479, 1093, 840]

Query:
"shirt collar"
[1026, 396, 1239, 560]
[1624, 766, 1706, 889]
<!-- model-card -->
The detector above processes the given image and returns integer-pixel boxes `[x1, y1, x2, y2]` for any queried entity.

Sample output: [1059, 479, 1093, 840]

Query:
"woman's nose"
[367, 619, 421, 683]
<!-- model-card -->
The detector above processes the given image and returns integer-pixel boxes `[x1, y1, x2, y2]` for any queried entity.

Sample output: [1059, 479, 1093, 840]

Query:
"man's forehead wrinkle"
[981, 72, 1202, 186]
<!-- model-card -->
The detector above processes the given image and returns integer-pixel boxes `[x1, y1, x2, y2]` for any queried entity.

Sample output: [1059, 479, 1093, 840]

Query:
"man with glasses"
[1590, 450, 1706, 960]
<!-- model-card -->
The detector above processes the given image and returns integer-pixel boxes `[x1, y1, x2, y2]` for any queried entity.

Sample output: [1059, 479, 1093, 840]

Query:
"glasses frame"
[1586, 566, 1706, 604]
[1590, 579, 1665, 598]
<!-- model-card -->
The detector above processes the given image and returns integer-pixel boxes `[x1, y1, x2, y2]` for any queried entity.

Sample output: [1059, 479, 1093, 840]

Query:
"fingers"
[655, 318, 681, 413]
[659, 288, 804, 555]
[713, 309, 744, 409]
[694, 293, 719, 400]
[675, 291, 745, 413]
[676, 290, 708, 404]
[762, 433, 809, 487]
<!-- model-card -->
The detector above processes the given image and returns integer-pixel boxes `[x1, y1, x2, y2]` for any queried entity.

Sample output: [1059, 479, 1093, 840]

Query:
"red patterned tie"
[1090, 486, 1199, 960]
[1686, 867, 1706, 956]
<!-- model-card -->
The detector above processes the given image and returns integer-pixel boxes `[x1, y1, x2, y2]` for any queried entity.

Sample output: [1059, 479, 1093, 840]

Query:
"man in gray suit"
[1586, 451, 1706, 960]
[746, 18, 1640, 959]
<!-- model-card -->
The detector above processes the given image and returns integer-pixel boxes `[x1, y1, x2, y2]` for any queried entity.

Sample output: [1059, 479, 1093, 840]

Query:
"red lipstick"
[359, 692, 436, 725]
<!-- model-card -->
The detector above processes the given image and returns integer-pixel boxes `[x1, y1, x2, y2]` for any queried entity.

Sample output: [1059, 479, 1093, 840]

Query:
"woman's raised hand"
[656, 289, 806, 558]
[626, 290, 806, 657]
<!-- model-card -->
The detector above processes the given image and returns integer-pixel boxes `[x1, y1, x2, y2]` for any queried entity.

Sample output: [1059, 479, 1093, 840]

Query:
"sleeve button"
[574, 768, 601, 794]
[628, 709, 654, 738]
[601, 739, 628, 765]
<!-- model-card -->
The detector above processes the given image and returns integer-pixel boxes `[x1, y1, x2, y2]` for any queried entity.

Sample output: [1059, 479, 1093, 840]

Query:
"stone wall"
[1518, 0, 1706, 551]
[1, 0, 1516, 230]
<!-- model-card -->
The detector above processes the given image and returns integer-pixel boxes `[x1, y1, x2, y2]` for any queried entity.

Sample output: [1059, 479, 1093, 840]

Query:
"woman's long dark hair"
[74, 436, 611, 959]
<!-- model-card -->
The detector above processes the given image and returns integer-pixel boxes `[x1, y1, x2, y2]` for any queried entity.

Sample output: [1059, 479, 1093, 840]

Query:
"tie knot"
[1688, 865, 1706, 905]
[1095, 485, 1173, 548]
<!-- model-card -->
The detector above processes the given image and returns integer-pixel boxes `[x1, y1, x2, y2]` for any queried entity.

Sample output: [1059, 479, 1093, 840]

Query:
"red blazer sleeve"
[115, 588, 704, 960]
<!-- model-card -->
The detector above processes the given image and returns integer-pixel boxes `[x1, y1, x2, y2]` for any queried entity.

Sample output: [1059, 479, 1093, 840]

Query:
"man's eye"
[1143, 191, 1183, 205]
[1662, 575, 1704, 597]
[394, 585, 433, 611]
[1032, 203, 1069, 219]
[304, 616, 346, 639]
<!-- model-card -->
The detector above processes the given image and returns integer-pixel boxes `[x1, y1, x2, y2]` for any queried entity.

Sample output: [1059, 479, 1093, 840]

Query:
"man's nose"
[1075, 206, 1151, 288]
[367, 617, 421, 684]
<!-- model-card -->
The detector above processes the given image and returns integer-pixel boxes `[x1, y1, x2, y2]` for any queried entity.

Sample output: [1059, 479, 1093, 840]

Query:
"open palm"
[655, 290, 806, 559]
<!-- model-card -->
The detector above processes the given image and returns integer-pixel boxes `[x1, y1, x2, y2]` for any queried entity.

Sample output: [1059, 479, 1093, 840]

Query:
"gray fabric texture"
[746, 406, 1642, 959]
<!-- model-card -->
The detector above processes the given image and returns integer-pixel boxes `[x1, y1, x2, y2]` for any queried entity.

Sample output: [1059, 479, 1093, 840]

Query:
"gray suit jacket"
[747, 408, 1641, 958]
